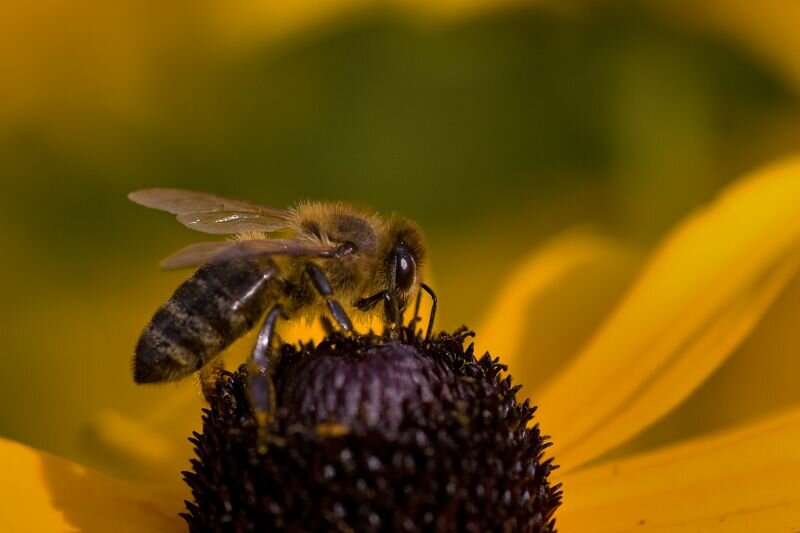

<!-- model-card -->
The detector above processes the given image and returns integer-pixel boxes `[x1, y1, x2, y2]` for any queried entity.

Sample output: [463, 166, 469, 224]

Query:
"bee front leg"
[247, 304, 284, 446]
[305, 263, 354, 334]
[408, 289, 424, 332]
[355, 290, 401, 338]
[354, 290, 387, 314]
[420, 283, 437, 341]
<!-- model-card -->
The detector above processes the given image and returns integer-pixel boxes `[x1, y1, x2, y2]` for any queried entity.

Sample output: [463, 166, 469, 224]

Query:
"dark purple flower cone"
[182, 328, 562, 532]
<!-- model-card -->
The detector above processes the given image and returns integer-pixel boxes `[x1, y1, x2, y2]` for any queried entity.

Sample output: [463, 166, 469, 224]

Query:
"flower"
[184, 330, 560, 531]
[4, 156, 800, 531]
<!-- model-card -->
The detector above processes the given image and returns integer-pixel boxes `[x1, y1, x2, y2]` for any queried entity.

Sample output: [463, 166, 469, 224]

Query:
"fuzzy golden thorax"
[282, 202, 426, 324]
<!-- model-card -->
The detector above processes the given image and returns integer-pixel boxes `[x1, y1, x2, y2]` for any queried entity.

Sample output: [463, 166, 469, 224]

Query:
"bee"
[129, 188, 436, 419]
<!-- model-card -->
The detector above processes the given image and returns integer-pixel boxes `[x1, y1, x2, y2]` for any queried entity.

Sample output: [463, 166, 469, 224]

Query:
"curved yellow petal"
[81, 409, 184, 485]
[91, 410, 175, 466]
[686, 273, 800, 437]
[536, 155, 800, 472]
[559, 407, 800, 532]
[0, 437, 184, 532]
[477, 232, 638, 392]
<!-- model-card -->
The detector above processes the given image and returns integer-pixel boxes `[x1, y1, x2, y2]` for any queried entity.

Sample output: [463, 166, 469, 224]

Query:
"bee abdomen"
[134, 259, 277, 384]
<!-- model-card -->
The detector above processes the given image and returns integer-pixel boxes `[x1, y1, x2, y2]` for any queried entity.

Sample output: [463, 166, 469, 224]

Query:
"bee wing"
[160, 239, 338, 270]
[128, 188, 294, 234]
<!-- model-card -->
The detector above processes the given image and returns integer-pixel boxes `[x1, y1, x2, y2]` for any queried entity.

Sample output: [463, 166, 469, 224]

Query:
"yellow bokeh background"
[3, 0, 800, 484]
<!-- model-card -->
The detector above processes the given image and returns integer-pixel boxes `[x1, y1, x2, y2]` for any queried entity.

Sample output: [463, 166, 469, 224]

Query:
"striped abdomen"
[134, 258, 278, 383]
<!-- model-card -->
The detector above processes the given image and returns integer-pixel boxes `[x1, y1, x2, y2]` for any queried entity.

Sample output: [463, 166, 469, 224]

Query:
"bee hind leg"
[247, 304, 284, 449]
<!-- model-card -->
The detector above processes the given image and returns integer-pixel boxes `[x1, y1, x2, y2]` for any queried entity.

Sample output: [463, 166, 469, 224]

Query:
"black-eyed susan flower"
[184, 329, 560, 531]
[4, 157, 800, 531]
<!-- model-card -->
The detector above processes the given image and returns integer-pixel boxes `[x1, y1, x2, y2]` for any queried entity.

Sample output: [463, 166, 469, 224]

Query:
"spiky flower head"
[183, 328, 561, 532]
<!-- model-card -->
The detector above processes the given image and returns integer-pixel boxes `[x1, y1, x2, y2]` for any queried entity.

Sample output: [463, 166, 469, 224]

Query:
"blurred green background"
[3, 0, 800, 479]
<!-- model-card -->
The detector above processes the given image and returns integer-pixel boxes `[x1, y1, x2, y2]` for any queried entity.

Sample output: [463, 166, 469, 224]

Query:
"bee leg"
[382, 293, 401, 337]
[199, 357, 225, 403]
[356, 290, 399, 336]
[247, 304, 284, 450]
[306, 263, 354, 333]
[355, 290, 388, 313]
[319, 315, 336, 336]
[408, 288, 424, 332]
[420, 283, 438, 341]
[356, 290, 402, 337]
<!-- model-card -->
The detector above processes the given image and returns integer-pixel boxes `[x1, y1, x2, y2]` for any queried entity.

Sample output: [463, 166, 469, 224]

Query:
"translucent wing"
[128, 188, 294, 234]
[160, 239, 338, 270]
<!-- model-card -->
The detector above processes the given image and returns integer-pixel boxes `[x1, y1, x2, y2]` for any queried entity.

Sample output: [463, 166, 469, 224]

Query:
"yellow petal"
[536, 155, 800, 471]
[0, 436, 184, 532]
[477, 232, 638, 392]
[91, 410, 175, 466]
[559, 406, 800, 532]
[689, 273, 800, 437]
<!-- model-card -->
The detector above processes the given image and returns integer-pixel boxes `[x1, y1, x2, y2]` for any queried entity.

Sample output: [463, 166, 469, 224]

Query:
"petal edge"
[0, 437, 183, 532]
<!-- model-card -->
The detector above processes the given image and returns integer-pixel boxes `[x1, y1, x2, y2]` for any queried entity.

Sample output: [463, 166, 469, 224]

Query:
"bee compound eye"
[393, 246, 416, 291]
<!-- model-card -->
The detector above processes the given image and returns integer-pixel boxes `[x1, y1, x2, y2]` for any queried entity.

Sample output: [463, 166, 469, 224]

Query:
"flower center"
[183, 329, 562, 532]
[276, 339, 451, 434]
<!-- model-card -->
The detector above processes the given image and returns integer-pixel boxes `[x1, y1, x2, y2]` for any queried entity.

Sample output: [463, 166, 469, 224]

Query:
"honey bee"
[129, 188, 436, 419]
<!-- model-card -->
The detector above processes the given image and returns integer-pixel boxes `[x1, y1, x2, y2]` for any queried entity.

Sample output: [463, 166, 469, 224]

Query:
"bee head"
[379, 216, 426, 317]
